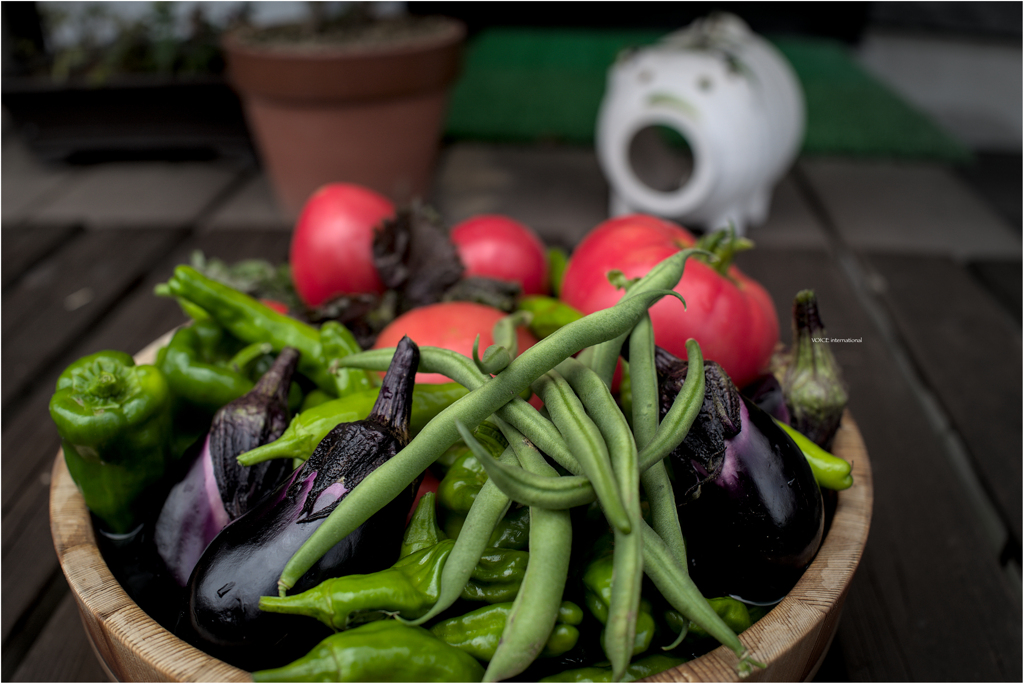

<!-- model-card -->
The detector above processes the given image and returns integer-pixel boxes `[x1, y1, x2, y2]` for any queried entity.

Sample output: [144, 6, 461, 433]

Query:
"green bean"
[473, 334, 512, 375]
[636, 339, 705, 472]
[477, 419, 573, 682]
[404, 444, 520, 627]
[340, 345, 586, 477]
[532, 371, 630, 534]
[582, 253, 700, 388]
[556, 357, 642, 682]
[492, 310, 533, 360]
[465, 443, 595, 509]
[629, 313, 688, 569]
[277, 254, 693, 594]
[640, 521, 762, 675]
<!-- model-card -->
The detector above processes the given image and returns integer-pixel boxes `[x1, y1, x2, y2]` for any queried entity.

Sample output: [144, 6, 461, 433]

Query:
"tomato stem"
[694, 224, 754, 276]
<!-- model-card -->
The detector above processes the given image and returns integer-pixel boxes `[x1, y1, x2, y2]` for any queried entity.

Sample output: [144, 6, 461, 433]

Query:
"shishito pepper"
[259, 495, 529, 629]
[260, 538, 530, 628]
[582, 552, 656, 657]
[251, 620, 485, 683]
[160, 265, 373, 397]
[431, 600, 584, 662]
[49, 350, 174, 533]
[663, 596, 753, 643]
[237, 382, 470, 466]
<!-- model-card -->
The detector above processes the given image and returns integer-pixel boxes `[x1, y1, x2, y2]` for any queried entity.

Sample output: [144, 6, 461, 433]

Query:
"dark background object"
[408, 2, 872, 44]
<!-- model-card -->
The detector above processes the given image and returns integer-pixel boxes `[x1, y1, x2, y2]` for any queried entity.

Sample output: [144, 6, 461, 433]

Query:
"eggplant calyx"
[211, 347, 300, 520]
[297, 337, 420, 523]
[656, 348, 741, 500]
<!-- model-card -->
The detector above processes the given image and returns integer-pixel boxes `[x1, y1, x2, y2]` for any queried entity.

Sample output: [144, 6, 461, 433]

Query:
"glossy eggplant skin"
[659, 353, 824, 604]
[180, 466, 418, 670]
[179, 337, 422, 671]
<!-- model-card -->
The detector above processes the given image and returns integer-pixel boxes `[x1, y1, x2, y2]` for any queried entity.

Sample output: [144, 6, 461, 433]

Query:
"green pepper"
[260, 540, 454, 628]
[444, 503, 532, 551]
[461, 548, 531, 603]
[401, 492, 447, 559]
[431, 600, 583, 662]
[664, 596, 752, 642]
[261, 536, 529, 628]
[161, 265, 373, 396]
[237, 382, 469, 466]
[582, 552, 656, 657]
[539, 653, 687, 682]
[518, 295, 584, 339]
[547, 246, 570, 297]
[49, 351, 174, 534]
[251, 620, 485, 683]
[156, 322, 254, 414]
[774, 417, 853, 490]
[437, 450, 489, 516]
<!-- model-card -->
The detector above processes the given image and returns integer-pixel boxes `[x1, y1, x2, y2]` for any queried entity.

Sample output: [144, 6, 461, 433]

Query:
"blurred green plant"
[39, 2, 246, 84]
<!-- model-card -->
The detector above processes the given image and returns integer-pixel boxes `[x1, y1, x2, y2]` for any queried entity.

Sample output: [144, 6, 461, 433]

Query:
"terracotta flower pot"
[222, 18, 465, 216]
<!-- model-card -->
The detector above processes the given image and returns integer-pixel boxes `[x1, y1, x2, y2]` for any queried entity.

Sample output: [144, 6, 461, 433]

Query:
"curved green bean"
[629, 313, 687, 570]
[532, 371, 630, 534]
[405, 444, 520, 627]
[636, 339, 705, 472]
[277, 253, 693, 594]
[640, 521, 762, 675]
[556, 357, 643, 682]
[464, 439, 595, 509]
[338, 345, 584, 475]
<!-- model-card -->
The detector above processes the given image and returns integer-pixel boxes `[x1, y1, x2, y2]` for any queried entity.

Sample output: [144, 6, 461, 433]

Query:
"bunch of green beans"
[269, 250, 761, 680]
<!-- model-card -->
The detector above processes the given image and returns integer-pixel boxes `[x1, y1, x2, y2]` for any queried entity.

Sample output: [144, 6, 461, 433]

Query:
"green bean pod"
[472, 420, 574, 683]
[636, 339, 705, 472]
[404, 445, 519, 627]
[277, 254, 693, 594]
[339, 346, 585, 477]
[640, 522, 762, 676]
[466, 447, 596, 510]
[630, 314, 687, 570]
[531, 371, 631, 534]
[556, 357, 643, 682]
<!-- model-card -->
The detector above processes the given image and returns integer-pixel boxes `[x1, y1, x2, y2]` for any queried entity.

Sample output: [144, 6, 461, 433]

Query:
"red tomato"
[560, 215, 778, 389]
[289, 183, 395, 307]
[259, 299, 289, 315]
[450, 215, 549, 296]
[374, 302, 538, 384]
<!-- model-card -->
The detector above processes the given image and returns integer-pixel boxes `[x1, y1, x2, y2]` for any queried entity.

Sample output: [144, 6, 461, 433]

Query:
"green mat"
[444, 28, 971, 163]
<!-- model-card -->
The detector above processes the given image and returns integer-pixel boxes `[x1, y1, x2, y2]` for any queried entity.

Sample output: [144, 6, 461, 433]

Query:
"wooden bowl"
[50, 334, 872, 682]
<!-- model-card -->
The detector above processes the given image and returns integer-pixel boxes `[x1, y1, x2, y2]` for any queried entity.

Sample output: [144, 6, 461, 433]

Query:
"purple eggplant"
[155, 348, 299, 586]
[179, 337, 422, 671]
[656, 348, 824, 604]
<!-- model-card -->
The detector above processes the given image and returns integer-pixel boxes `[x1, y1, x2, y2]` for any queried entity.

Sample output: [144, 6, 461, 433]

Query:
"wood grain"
[49, 329, 872, 682]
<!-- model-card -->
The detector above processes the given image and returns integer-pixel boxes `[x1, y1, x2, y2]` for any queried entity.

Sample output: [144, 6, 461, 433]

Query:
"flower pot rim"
[220, 16, 466, 62]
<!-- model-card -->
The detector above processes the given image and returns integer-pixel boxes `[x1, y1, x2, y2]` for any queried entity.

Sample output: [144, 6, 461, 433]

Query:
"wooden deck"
[2, 138, 1021, 681]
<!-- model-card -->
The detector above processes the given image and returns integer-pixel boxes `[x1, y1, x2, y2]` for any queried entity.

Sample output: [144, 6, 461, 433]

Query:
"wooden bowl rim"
[50, 332, 873, 682]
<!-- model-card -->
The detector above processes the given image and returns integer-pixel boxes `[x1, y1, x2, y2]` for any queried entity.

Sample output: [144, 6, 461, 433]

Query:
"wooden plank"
[736, 247, 1022, 682]
[11, 591, 110, 683]
[1, 224, 82, 290]
[866, 253, 1022, 549]
[967, 259, 1022, 327]
[1, 228, 188, 409]
[0, 230, 292, 654]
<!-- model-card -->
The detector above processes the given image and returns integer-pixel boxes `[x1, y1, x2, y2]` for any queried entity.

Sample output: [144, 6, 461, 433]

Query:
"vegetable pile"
[49, 182, 853, 682]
